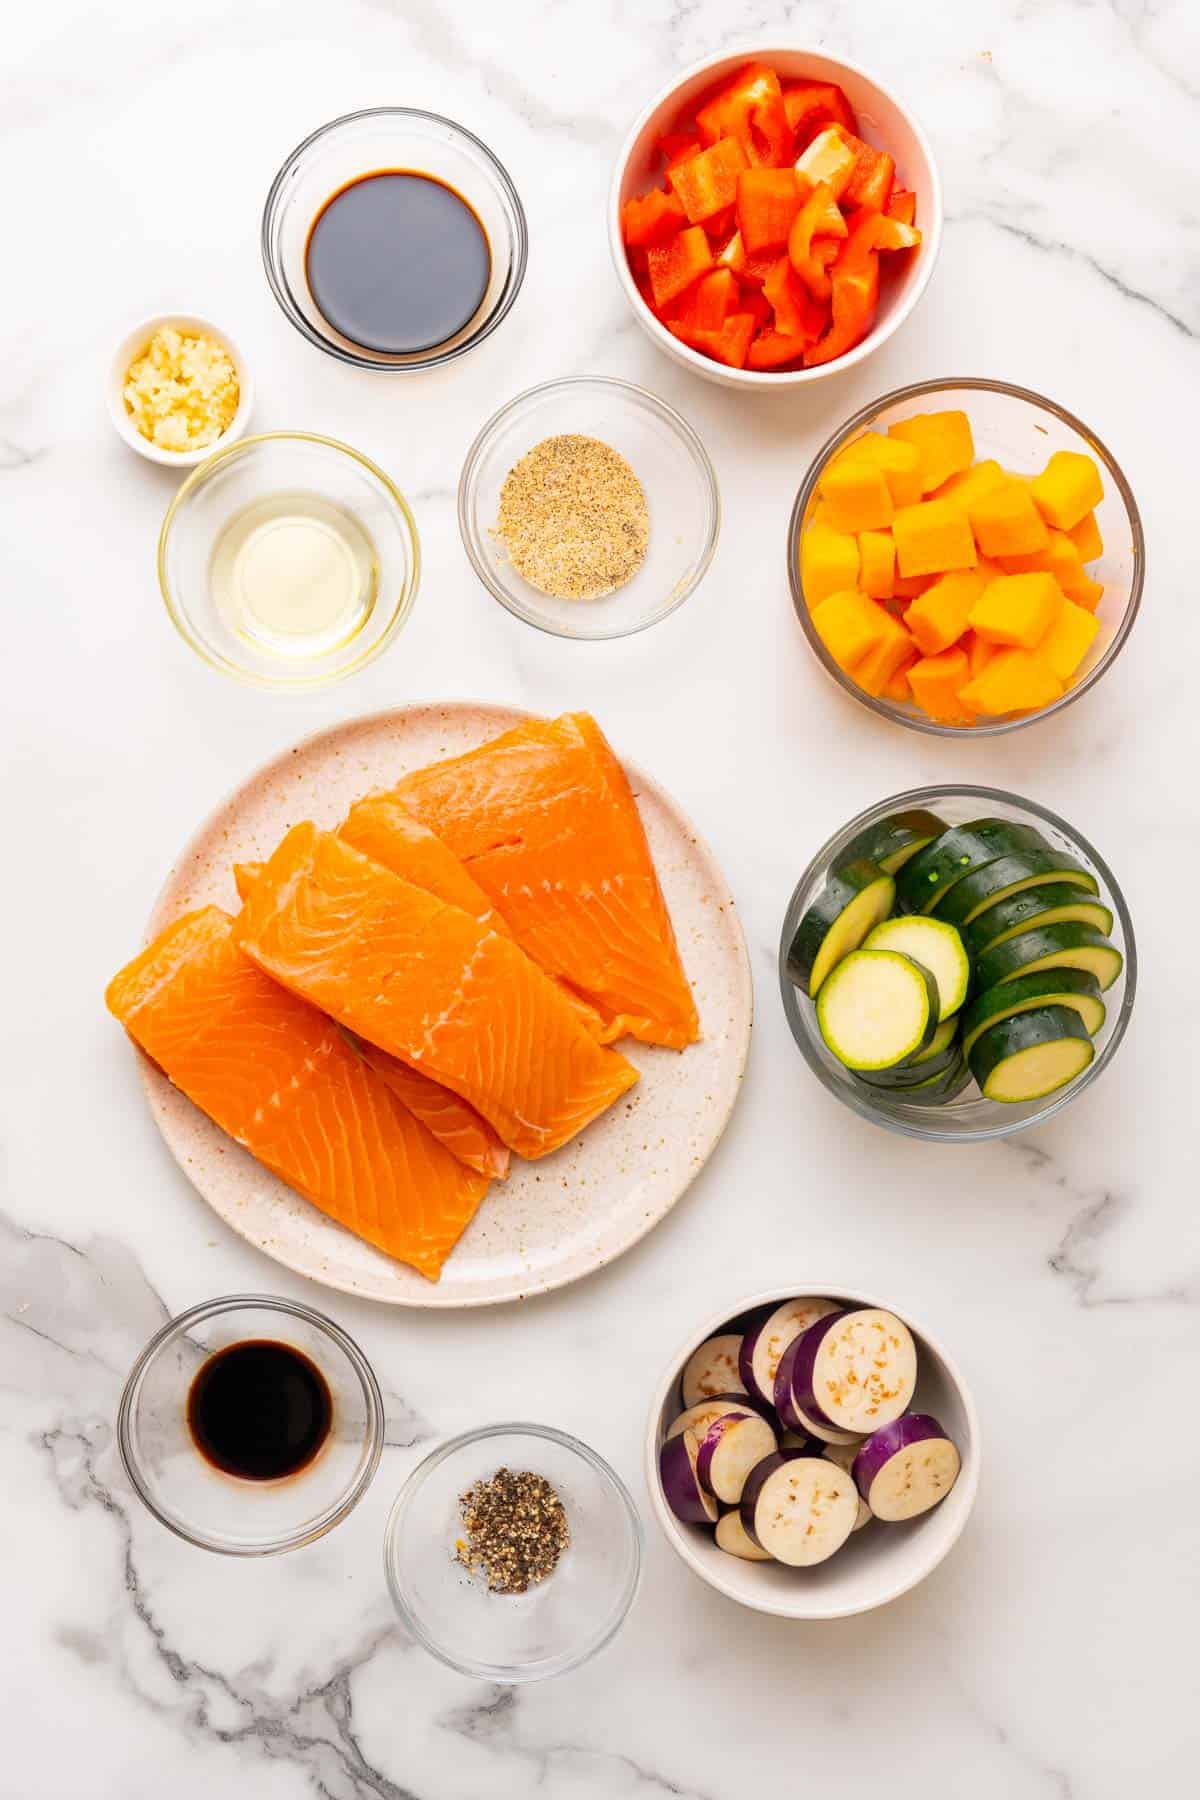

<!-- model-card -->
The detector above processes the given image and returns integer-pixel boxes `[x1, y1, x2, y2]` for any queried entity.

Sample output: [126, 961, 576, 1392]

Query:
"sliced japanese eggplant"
[680, 1335, 746, 1408]
[786, 859, 896, 996]
[862, 914, 971, 1018]
[787, 1308, 918, 1436]
[964, 883, 1114, 956]
[695, 1411, 779, 1504]
[974, 923, 1124, 994]
[714, 1508, 772, 1561]
[854, 1018, 960, 1090]
[821, 1440, 872, 1530]
[816, 950, 939, 1071]
[967, 1004, 1094, 1102]
[665, 1396, 757, 1442]
[936, 848, 1100, 927]
[739, 1453, 860, 1566]
[738, 1298, 839, 1406]
[895, 819, 1051, 915]
[852, 1415, 961, 1521]
[838, 808, 948, 876]
[960, 969, 1106, 1056]
[659, 1429, 719, 1524]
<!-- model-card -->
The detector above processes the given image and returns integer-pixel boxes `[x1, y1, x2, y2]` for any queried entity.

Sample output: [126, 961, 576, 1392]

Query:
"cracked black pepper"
[455, 1467, 569, 1595]
[493, 434, 650, 600]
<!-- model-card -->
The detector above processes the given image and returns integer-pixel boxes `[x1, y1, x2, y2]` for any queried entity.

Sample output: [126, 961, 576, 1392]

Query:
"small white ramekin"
[609, 47, 943, 391]
[108, 312, 254, 468]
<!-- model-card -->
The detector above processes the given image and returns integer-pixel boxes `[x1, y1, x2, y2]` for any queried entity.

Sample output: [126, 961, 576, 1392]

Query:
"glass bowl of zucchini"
[779, 786, 1136, 1139]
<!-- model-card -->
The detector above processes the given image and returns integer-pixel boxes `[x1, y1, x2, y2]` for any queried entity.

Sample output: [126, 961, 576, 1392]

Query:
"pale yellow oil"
[209, 492, 378, 660]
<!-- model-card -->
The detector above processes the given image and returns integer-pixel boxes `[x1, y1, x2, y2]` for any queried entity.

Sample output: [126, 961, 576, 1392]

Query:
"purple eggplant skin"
[736, 1305, 778, 1404]
[737, 1449, 814, 1547]
[851, 1413, 949, 1501]
[684, 1383, 776, 1426]
[659, 1432, 717, 1525]
[773, 1313, 846, 1432]
[694, 1412, 745, 1496]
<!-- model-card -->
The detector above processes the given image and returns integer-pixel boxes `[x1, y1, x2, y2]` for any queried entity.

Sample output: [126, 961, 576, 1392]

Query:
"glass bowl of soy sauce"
[117, 1295, 384, 1555]
[262, 107, 528, 371]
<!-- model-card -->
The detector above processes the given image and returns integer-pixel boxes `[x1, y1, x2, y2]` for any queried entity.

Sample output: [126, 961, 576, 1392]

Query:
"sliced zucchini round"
[854, 1017, 960, 1089]
[786, 859, 896, 997]
[968, 1005, 1094, 1103]
[895, 820, 1051, 915]
[838, 809, 948, 877]
[960, 969, 1105, 1056]
[900, 1052, 971, 1104]
[935, 849, 1100, 927]
[964, 883, 1114, 956]
[816, 950, 938, 1071]
[974, 923, 1124, 995]
[862, 914, 971, 1018]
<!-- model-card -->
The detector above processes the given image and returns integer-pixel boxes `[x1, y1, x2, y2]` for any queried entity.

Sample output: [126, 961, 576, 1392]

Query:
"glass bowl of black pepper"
[458, 375, 720, 639]
[383, 1422, 643, 1682]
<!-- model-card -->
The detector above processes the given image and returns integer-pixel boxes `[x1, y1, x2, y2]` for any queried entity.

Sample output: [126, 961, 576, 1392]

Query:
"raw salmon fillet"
[233, 855, 511, 1181]
[235, 824, 639, 1160]
[391, 712, 701, 1049]
[106, 907, 491, 1280]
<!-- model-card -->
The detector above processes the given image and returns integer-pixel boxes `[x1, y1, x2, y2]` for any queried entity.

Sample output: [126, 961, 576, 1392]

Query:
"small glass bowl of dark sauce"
[262, 108, 528, 371]
[117, 1296, 384, 1554]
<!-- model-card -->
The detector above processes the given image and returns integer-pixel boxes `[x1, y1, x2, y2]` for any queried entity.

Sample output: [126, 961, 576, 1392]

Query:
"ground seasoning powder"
[455, 1467, 569, 1594]
[493, 433, 650, 600]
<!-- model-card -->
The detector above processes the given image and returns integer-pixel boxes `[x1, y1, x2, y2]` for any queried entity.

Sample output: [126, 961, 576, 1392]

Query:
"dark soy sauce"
[188, 1340, 332, 1481]
[305, 169, 491, 355]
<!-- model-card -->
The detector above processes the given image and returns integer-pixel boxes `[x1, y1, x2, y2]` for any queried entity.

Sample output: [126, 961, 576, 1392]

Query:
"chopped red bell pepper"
[886, 187, 917, 226]
[803, 208, 881, 366]
[781, 81, 857, 147]
[695, 63, 791, 167]
[713, 230, 745, 274]
[671, 311, 757, 368]
[674, 267, 737, 333]
[738, 247, 782, 287]
[704, 203, 737, 244]
[667, 135, 749, 222]
[646, 225, 715, 309]
[747, 327, 813, 369]
[834, 129, 896, 211]
[763, 255, 827, 339]
[735, 167, 802, 252]
[872, 215, 921, 252]
[621, 187, 687, 248]
[786, 181, 847, 298]
[740, 289, 772, 328]
[659, 130, 700, 167]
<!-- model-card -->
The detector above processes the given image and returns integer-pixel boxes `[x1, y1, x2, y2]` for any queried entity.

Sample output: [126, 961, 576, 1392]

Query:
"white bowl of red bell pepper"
[609, 48, 943, 387]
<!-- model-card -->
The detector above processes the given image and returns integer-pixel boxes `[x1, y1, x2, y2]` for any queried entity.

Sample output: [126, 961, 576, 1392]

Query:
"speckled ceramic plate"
[141, 703, 753, 1308]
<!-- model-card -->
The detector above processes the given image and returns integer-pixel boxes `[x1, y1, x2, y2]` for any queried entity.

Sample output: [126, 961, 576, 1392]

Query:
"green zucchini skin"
[895, 820, 1051, 915]
[900, 1053, 972, 1104]
[854, 1017, 960, 1089]
[974, 923, 1124, 995]
[967, 1005, 1094, 1102]
[786, 859, 895, 997]
[838, 809, 948, 877]
[964, 884, 1114, 957]
[960, 969, 1105, 1056]
[936, 850, 1100, 928]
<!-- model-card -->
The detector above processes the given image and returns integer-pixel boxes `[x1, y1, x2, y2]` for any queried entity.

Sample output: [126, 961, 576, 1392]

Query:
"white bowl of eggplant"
[647, 1286, 979, 1618]
[779, 785, 1136, 1140]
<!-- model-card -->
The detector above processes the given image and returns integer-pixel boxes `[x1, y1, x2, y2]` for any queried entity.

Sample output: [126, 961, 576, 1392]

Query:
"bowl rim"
[383, 1420, 644, 1682]
[644, 1283, 981, 1619]
[607, 43, 943, 388]
[260, 105, 529, 373]
[788, 375, 1146, 735]
[779, 782, 1138, 1141]
[116, 1292, 385, 1556]
[457, 373, 721, 640]
[107, 311, 255, 468]
[155, 428, 422, 689]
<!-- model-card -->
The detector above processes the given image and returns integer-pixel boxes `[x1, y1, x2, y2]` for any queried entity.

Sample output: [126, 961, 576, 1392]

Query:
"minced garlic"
[123, 325, 239, 453]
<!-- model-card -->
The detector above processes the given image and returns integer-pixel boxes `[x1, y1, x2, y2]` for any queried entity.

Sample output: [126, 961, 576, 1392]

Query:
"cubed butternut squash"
[962, 630, 999, 678]
[800, 526, 859, 605]
[818, 457, 894, 532]
[811, 589, 888, 670]
[933, 458, 1006, 512]
[893, 571, 935, 599]
[967, 479, 1051, 558]
[887, 410, 975, 492]
[907, 647, 975, 725]
[999, 528, 1085, 589]
[858, 529, 896, 599]
[883, 660, 916, 703]
[968, 571, 1065, 649]
[958, 648, 1064, 716]
[1066, 510, 1104, 563]
[905, 569, 985, 656]
[1068, 573, 1104, 612]
[853, 613, 916, 695]
[1030, 450, 1104, 531]
[892, 498, 977, 578]
[834, 432, 923, 505]
[1037, 598, 1101, 682]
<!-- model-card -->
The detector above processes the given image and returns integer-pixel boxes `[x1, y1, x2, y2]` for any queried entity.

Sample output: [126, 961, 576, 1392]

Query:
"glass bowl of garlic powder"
[109, 313, 254, 468]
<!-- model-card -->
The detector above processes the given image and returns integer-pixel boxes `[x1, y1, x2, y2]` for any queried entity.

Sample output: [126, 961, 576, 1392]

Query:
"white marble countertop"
[3, 2, 1197, 1795]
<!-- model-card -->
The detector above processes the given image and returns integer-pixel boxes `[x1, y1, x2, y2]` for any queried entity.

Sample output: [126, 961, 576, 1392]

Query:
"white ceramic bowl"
[108, 313, 254, 468]
[609, 48, 942, 390]
[645, 1285, 979, 1617]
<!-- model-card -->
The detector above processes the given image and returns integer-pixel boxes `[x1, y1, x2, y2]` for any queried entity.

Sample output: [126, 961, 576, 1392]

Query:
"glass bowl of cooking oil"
[158, 431, 420, 688]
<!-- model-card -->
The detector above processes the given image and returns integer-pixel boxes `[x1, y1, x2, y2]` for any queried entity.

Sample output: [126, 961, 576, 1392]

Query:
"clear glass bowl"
[383, 1423, 643, 1682]
[261, 108, 527, 371]
[779, 785, 1137, 1141]
[117, 1295, 385, 1555]
[788, 378, 1145, 736]
[458, 376, 720, 639]
[158, 431, 420, 688]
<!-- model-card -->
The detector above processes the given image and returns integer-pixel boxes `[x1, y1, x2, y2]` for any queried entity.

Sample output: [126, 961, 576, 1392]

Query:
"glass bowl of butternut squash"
[788, 378, 1144, 735]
